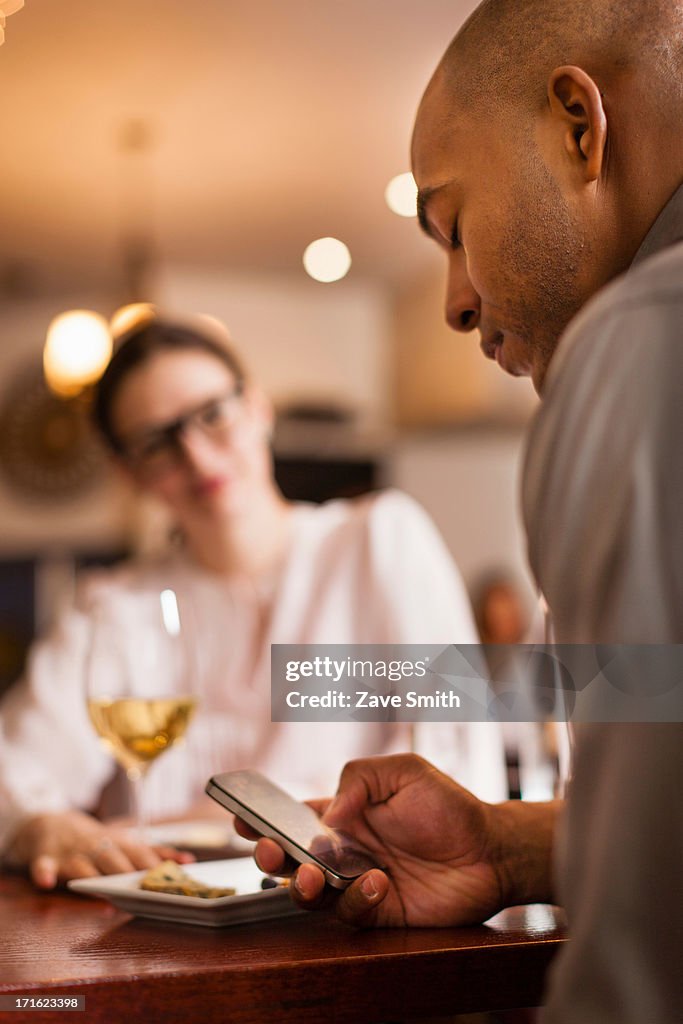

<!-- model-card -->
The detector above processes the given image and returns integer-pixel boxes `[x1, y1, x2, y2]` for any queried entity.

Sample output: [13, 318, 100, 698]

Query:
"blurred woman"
[0, 315, 505, 887]
[472, 572, 530, 645]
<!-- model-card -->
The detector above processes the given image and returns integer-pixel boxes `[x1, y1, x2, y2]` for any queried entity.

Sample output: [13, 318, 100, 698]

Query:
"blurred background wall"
[0, 0, 539, 691]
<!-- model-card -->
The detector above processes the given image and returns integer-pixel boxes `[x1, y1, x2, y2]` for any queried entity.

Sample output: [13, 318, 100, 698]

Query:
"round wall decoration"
[0, 364, 105, 501]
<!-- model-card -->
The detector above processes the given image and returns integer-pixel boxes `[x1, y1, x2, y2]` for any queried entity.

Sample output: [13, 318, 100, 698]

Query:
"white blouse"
[0, 490, 506, 852]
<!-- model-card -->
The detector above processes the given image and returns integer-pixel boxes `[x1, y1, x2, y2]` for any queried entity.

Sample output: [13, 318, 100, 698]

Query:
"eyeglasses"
[118, 383, 244, 477]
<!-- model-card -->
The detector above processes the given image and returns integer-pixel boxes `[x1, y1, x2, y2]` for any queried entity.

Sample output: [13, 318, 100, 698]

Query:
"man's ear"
[547, 65, 607, 182]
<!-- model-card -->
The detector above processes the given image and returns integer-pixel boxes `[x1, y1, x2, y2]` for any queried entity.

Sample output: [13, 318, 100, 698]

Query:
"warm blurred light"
[110, 302, 156, 338]
[0, 1, 25, 47]
[197, 313, 232, 343]
[303, 237, 352, 283]
[385, 172, 418, 217]
[44, 310, 113, 397]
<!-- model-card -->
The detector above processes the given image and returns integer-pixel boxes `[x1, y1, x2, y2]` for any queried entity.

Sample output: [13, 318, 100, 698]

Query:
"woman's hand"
[237, 754, 560, 928]
[5, 810, 194, 889]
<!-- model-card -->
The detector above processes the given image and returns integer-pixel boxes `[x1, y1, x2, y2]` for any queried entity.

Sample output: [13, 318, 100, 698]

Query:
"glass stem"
[128, 770, 148, 844]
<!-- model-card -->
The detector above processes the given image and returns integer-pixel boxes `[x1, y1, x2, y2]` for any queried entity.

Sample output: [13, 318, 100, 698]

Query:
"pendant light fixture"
[42, 119, 158, 398]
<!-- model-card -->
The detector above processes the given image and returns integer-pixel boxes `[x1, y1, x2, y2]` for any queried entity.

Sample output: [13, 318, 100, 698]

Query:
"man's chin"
[494, 336, 532, 379]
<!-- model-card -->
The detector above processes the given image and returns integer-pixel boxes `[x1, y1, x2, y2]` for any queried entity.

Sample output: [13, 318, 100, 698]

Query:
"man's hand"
[238, 755, 560, 927]
[4, 810, 194, 889]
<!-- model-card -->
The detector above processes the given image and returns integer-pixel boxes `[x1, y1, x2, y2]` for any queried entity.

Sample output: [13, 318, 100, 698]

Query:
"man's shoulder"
[546, 240, 683, 394]
[586, 239, 683, 325]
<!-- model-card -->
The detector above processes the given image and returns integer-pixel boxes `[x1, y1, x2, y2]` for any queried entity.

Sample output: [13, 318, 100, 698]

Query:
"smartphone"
[205, 769, 380, 890]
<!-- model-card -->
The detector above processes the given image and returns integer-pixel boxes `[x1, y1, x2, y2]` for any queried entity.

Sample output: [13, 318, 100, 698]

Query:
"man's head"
[412, 0, 683, 392]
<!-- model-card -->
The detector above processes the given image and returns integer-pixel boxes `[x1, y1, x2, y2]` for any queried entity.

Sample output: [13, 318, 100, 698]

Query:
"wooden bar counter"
[0, 873, 566, 1023]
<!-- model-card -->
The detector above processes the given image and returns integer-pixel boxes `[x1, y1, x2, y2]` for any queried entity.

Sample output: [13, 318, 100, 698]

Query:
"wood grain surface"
[0, 873, 566, 1023]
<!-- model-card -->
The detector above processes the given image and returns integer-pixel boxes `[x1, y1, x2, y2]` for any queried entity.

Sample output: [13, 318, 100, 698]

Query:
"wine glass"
[85, 587, 197, 841]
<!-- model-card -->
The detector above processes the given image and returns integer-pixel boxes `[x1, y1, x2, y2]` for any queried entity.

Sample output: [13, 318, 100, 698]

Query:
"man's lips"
[480, 333, 504, 362]
[480, 332, 530, 377]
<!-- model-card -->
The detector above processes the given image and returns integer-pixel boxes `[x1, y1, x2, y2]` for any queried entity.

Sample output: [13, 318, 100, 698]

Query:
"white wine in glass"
[85, 588, 197, 840]
[87, 696, 196, 776]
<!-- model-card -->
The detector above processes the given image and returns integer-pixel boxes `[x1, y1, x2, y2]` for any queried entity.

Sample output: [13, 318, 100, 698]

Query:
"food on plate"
[260, 876, 291, 889]
[140, 860, 236, 898]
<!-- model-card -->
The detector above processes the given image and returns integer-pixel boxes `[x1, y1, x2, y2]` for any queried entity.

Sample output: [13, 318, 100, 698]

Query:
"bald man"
[249, 2, 683, 1020]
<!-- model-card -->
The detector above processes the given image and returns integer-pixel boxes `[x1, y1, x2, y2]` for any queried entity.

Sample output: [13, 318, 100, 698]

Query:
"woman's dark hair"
[92, 317, 245, 452]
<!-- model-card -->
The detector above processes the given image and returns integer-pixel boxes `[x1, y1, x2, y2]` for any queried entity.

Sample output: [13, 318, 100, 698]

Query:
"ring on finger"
[93, 837, 115, 853]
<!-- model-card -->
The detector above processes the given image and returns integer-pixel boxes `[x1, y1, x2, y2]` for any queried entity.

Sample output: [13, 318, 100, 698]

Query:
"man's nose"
[445, 251, 481, 333]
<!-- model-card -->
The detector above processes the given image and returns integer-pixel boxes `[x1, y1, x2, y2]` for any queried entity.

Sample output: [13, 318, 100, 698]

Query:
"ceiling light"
[303, 237, 352, 283]
[43, 311, 113, 398]
[385, 172, 418, 218]
[0, 1, 25, 47]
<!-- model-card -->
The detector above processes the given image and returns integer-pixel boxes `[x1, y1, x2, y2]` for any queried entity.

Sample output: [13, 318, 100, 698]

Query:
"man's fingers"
[292, 863, 327, 907]
[323, 754, 430, 828]
[233, 815, 261, 841]
[254, 837, 288, 875]
[306, 798, 331, 818]
[287, 864, 390, 924]
[321, 779, 367, 828]
[335, 869, 389, 926]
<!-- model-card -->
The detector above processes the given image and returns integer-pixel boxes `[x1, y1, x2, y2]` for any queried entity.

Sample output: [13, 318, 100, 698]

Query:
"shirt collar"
[631, 180, 683, 268]
[540, 180, 683, 398]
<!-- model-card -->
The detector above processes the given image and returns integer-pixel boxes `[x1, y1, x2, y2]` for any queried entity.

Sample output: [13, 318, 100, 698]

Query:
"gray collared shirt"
[523, 185, 683, 1023]
[524, 182, 683, 643]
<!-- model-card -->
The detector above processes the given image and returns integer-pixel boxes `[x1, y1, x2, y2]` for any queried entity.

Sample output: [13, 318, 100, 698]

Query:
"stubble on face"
[413, 73, 593, 392]
[494, 144, 592, 389]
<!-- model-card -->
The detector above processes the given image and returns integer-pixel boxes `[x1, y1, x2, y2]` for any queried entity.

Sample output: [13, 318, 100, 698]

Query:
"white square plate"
[141, 819, 253, 855]
[68, 857, 300, 928]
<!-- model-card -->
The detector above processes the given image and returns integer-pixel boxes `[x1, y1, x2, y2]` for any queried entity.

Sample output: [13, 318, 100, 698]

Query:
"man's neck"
[631, 176, 683, 267]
